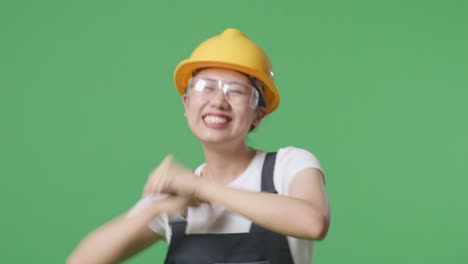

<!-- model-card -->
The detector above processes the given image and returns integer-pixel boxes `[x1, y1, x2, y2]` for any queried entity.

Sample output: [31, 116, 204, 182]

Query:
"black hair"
[244, 75, 267, 132]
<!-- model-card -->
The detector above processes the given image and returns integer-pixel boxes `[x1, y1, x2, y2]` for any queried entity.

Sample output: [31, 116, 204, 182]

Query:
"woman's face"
[182, 68, 266, 146]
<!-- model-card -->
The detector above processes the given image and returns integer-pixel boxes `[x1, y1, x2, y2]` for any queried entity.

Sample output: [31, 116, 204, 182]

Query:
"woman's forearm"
[198, 180, 329, 240]
[67, 207, 161, 264]
[67, 196, 188, 264]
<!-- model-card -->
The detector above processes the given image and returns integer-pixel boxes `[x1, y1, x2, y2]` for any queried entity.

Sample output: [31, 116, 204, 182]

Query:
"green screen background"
[1, 0, 467, 263]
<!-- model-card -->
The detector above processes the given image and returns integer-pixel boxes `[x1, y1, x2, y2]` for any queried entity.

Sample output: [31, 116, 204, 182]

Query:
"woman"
[68, 28, 330, 264]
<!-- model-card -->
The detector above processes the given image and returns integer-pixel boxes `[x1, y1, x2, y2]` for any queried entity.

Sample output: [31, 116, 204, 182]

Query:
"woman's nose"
[209, 88, 230, 108]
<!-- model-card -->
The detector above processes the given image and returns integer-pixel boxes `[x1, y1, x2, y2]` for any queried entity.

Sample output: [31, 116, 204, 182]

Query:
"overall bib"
[164, 153, 295, 264]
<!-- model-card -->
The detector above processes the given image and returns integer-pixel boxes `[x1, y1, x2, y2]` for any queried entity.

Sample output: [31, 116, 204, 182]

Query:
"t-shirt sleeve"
[274, 146, 323, 195]
[126, 194, 168, 238]
[148, 214, 167, 239]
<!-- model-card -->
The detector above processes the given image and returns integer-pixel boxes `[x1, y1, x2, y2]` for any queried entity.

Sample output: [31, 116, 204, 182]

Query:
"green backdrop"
[1, 0, 467, 263]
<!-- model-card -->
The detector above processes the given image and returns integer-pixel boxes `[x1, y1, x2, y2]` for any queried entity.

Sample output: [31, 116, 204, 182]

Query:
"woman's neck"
[201, 142, 256, 185]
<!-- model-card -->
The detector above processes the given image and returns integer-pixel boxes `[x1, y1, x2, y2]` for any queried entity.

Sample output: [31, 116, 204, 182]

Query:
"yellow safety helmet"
[174, 28, 280, 113]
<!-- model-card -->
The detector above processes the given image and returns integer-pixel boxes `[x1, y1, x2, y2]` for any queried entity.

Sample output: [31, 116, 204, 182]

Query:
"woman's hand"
[143, 155, 201, 202]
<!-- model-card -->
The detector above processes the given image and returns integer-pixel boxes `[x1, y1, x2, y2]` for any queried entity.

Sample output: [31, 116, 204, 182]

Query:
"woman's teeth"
[204, 115, 228, 124]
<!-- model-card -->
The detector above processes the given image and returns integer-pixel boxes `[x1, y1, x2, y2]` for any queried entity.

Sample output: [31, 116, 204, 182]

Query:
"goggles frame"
[187, 77, 260, 109]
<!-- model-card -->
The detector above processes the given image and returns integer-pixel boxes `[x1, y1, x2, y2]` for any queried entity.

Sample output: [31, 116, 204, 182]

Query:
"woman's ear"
[252, 107, 268, 127]
[182, 95, 189, 116]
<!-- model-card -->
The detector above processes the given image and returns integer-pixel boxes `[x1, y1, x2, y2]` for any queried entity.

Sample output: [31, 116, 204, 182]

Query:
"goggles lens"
[189, 77, 259, 109]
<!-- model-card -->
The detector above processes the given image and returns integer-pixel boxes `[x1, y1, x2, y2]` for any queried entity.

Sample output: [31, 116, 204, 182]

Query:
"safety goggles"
[187, 77, 259, 109]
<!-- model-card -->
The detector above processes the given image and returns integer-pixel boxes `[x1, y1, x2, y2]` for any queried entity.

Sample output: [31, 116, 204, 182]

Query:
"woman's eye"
[204, 86, 216, 92]
[229, 86, 248, 95]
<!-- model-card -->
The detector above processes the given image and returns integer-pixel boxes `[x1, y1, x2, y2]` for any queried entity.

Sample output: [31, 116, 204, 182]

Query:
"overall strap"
[250, 152, 278, 232]
[260, 152, 278, 193]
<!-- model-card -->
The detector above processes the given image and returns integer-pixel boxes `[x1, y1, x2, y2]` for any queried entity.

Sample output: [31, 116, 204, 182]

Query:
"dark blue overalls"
[164, 153, 295, 264]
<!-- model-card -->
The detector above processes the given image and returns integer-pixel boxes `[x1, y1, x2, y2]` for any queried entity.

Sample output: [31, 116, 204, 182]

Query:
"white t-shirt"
[129, 146, 323, 264]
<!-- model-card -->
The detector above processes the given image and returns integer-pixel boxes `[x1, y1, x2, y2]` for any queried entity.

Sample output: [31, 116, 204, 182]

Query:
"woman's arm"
[67, 196, 188, 264]
[144, 156, 330, 240]
[197, 168, 330, 240]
